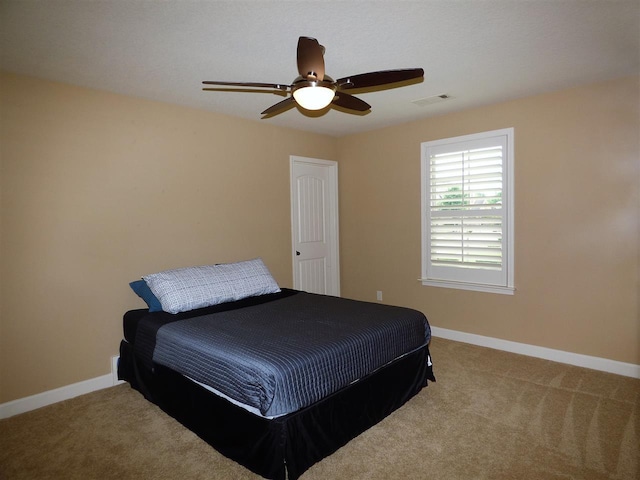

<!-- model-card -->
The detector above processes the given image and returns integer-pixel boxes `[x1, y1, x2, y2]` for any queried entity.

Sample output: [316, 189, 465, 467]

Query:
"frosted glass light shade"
[292, 85, 335, 110]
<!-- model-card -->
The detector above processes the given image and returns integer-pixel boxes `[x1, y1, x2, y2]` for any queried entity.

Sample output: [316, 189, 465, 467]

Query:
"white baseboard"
[0, 356, 123, 420]
[0, 374, 114, 419]
[430, 326, 640, 379]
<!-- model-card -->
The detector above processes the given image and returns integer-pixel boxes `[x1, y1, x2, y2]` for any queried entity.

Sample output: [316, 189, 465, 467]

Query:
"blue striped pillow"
[129, 279, 163, 312]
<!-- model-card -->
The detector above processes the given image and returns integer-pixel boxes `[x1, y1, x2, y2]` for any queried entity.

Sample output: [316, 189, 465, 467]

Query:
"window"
[421, 128, 514, 294]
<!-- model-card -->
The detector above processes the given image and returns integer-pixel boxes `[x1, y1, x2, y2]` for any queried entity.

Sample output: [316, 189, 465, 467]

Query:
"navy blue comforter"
[148, 291, 431, 417]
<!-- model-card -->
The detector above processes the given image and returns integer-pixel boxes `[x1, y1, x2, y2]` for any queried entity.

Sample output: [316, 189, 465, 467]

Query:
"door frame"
[290, 155, 340, 295]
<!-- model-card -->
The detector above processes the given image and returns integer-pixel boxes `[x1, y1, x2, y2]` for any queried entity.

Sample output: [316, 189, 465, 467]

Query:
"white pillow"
[142, 258, 281, 314]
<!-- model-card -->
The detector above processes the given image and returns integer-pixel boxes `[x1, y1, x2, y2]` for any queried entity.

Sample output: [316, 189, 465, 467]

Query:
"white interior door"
[290, 156, 340, 296]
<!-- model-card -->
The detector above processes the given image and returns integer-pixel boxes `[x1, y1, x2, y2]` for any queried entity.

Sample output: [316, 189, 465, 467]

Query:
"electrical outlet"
[111, 355, 125, 386]
[376, 291, 383, 302]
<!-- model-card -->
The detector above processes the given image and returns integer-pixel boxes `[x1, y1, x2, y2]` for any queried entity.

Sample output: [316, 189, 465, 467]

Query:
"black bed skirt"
[119, 340, 434, 480]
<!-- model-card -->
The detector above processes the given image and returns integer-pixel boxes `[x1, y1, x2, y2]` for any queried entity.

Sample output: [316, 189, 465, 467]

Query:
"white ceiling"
[1, 0, 638, 137]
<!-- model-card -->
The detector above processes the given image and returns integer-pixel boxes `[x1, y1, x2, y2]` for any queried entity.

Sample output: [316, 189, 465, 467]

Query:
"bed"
[118, 259, 435, 480]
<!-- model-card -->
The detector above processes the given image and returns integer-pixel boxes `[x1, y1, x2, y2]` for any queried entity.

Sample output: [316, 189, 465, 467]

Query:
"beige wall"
[1, 72, 638, 404]
[337, 76, 639, 366]
[0, 72, 337, 403]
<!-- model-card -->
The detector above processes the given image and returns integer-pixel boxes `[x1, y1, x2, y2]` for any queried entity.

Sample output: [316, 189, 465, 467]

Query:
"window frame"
[420, 128, 515, 295]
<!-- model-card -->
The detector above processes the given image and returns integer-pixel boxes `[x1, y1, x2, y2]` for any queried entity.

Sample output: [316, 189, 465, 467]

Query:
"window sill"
[419, 278, 515, 295]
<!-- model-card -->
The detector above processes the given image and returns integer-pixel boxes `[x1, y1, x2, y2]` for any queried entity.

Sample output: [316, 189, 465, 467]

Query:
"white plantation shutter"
[421, 129, 514, 293]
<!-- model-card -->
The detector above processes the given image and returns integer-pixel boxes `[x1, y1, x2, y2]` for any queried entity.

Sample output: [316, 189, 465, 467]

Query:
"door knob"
[296, 251, 300, 256]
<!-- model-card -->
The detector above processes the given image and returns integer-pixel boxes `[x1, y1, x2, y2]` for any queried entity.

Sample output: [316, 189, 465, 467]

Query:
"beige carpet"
[1, 338, 638, 480]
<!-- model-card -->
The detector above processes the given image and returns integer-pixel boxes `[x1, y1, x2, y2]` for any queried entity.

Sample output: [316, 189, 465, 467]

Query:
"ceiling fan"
[202, 36, 424, 117]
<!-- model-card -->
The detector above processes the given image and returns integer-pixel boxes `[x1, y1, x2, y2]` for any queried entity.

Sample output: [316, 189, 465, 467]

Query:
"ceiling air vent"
[411, 94, 451, 107]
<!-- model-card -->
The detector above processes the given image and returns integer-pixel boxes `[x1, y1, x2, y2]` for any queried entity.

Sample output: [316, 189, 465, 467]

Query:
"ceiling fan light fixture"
[292, 81, 336, 110]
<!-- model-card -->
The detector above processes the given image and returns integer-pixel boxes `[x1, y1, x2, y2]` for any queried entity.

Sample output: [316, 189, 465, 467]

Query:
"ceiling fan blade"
[261, 96, 297, 116]
[332, 92, 371, 112]
[336, 68, 424, 90]
[297, 37, 325, 81]
[202, 81, 289, 91]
